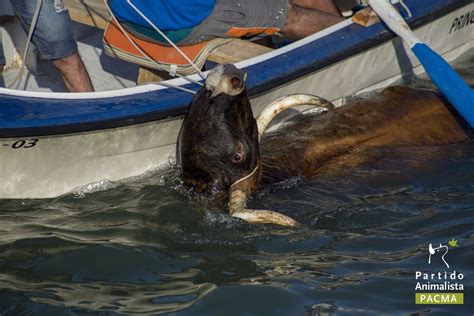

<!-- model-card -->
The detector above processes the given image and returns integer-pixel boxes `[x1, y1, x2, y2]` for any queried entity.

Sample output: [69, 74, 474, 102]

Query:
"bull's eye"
[232, 149, 244, 163]
[231, 77, 241, 89]
[232, 143, 245, 164]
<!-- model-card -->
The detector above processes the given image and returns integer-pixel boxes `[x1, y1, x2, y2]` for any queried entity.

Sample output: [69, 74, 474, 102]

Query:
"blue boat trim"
[0, 0, 469, 137]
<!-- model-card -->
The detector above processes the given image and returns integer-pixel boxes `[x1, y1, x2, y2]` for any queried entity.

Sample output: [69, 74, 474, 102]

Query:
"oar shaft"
[412, 43, 474, 127]
[368, 0, 474, 128]
[367, 0, 419, 47]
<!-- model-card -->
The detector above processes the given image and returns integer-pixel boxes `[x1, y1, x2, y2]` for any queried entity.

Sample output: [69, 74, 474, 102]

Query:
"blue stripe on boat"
[0, 0, 469, 137]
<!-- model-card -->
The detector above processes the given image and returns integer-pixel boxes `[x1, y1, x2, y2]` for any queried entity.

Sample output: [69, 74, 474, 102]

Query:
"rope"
[7, 0, 43, 89]
[361, 0, 413, 18]
[136, 80, 198, 94]
[126, 0, 207, 81]
[104, 0, 203, 90]
[230, 165, 259, 189]
[8, 0, 200, 95]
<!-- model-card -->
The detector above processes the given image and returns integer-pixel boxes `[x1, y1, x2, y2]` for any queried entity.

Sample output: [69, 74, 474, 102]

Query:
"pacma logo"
[414, 239, 464, 305]
[449, 10, 473, 34]
[428, 239, 458, 269]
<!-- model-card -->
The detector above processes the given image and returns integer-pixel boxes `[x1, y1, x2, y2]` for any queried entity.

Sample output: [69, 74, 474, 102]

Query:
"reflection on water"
[1, 142, 473, 315]
[0, 57, 473, 315]
[1, 263, 215, 314]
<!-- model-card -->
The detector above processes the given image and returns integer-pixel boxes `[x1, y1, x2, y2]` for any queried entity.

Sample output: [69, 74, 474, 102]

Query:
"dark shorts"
[9, 0, 78, 60]
[178, 0, 288, 45]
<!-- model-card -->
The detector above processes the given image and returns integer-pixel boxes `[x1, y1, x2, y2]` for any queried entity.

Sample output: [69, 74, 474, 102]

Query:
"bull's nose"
[210, 64, 225, 77]
[205, 64, 225, 92]
[223, 64, 245, 81]
[205, 64, 247, 97]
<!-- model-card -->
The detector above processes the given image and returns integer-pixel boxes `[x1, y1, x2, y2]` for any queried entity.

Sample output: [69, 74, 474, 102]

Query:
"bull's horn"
[257, 94, 335, 141]
[228, 189, 299, 227]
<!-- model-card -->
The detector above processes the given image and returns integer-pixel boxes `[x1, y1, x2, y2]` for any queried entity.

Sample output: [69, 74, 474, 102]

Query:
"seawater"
[0, 56, 473, 315]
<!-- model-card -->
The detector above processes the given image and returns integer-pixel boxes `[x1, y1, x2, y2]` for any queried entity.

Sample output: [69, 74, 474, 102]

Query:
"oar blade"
[412, 43, 474, 127]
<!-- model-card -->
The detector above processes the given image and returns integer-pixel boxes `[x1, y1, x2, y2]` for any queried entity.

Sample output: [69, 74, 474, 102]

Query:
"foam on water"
[73, 179, 118, 198]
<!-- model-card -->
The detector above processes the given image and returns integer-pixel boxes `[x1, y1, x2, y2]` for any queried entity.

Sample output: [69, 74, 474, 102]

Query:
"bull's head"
[179, 64, 332, 227]
[179, 64, 259, 196]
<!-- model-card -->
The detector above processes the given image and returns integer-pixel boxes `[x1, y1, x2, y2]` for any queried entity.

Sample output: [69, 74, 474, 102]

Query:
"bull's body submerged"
[261, 86, 470, 183]
[180, 65, 471, 226]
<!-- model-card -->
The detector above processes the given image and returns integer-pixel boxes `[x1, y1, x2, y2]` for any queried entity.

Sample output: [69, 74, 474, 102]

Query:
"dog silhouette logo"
[428, 243, 450, 269]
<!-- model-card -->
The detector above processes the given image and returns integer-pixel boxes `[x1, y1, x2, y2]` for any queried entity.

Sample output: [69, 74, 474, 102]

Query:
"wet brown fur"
[179, 81, 471, 226]
[260, 86, 470, 184]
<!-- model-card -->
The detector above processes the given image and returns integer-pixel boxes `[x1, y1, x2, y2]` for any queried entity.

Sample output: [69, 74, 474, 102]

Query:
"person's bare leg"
[52, 53, 94, 92]
[281, 1, 343, 40]
[290, 0, 341, 16]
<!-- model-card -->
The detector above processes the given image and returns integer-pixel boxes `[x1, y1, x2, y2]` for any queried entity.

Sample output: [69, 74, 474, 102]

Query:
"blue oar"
[367, 0, 474, 128]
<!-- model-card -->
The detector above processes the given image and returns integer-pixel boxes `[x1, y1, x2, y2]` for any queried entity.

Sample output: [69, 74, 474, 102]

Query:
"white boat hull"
[1, 2, 473, 198]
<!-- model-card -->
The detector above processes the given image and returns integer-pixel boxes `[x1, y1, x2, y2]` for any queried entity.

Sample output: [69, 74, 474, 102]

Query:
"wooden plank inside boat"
[137, 68, 171, 85]
[64, 0, 110, 29]
[352, 8, 380, 27]
[137, 39, 273, 84]
[207, 39, 273, 64]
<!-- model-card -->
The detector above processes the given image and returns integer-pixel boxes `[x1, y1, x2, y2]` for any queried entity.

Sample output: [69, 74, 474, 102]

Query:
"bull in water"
[179, 64, 470, 227]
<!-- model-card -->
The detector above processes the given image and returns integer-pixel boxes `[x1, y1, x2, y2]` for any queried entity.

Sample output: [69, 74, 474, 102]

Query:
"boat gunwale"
[0, 0, 470, 138]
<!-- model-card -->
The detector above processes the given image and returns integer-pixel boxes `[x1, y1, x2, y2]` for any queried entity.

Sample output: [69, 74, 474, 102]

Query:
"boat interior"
[0, 0, 367, 94]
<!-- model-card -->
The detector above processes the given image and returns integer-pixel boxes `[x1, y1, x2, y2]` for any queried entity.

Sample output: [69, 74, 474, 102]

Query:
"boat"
[0, 0, 472, 199]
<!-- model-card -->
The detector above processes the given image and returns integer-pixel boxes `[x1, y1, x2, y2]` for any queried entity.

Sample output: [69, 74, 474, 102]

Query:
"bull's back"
[261, 87, 470, 183]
